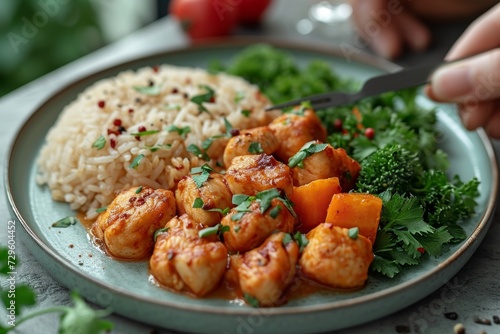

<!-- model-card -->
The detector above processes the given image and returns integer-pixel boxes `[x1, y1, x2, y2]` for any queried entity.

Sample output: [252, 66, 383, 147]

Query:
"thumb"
[427, 49, 500, 104]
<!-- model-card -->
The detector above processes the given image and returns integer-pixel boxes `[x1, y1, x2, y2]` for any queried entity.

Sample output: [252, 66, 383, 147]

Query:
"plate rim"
[5, 37, 499, 317]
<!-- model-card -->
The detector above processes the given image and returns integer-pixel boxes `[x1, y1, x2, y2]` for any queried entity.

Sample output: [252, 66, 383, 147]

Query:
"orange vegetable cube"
[325, 193, 383, 245]
[290, 177, 342, 233]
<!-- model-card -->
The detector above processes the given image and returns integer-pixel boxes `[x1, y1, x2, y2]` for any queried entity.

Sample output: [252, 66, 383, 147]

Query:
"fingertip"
[371, 30, 403, 60]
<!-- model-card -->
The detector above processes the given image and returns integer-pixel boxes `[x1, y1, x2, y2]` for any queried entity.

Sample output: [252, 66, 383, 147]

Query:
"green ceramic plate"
[6, 39, 498, 334]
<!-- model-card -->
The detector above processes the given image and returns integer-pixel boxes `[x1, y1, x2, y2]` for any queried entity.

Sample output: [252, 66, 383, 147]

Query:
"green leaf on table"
[59, 291, 113, 334]
[0, 284, 36, 315]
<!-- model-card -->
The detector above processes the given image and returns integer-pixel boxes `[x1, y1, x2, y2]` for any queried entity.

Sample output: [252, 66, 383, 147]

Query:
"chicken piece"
[92, 186, 176, 260]
[291, 142, 361, 190]
[223, 126, 279, 168]
[225, 154, 293, 198]
[269, 109, 327, 162]
[221, 197, 295, 253]
[238, 232, 299, 307]
[299, 223, 374, 289]
[205, 137, 229, 168]
[175, 173, 233, 227]
[150, 214, 228, 297]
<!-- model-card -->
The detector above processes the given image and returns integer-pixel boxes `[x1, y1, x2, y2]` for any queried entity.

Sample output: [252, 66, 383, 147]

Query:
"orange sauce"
[77, 211, 355, 305]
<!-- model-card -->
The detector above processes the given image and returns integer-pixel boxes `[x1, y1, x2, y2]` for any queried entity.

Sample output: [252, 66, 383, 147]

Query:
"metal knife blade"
[266, 61, 443, 111]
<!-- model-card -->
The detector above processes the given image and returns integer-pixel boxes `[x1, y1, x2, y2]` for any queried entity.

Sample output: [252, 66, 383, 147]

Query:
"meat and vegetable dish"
[39, 45, 480, 307]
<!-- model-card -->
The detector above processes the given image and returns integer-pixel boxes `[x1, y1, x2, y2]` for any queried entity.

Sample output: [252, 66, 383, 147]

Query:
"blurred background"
[0, 0, 167, 97]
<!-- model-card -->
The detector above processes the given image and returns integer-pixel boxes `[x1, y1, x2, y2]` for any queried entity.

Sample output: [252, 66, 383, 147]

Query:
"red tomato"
[237, 0, 272, 24]
[169, 0, 240, 39]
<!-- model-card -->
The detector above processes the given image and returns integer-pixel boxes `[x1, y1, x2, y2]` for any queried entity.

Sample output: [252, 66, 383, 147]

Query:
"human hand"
[349, 0, 496, 59]
[426, 4, 500, 139]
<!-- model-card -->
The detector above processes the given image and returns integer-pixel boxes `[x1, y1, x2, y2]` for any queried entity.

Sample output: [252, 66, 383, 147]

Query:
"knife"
[265, 60, 446, 111]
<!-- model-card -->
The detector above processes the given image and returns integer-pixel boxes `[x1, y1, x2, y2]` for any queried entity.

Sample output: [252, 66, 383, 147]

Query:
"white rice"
[36, 65, 278, 219]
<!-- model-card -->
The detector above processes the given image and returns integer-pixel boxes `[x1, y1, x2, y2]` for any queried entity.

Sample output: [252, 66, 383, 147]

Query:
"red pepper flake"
[97, 100, 105, 108]
[110, 138, 116, 149]
[113, 119, 122, 127]
[230, 129, 240, 137]
[171, 88, 179, 94]
[135, 136, 140, 141]
[138, 126, 146, 132]
[118, 126, 126, 133]
[417, 247, 425, 254]
[128, 108, 134, 113]
[107, 129, 120, 136]
[152, 65, 159, 73]
[365, 127, 375, 140]
[333, 119, 343, 131]
[209, 96, 216, 103]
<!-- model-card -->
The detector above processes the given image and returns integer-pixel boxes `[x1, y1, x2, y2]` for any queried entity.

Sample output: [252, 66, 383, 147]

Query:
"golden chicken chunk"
[225, 154, 293, 198]
[223, 126, 279, 168]
[150, 214, 228, 297]
[221, 197, 295, 253]
[92, 186, 176, 260]
[299, 223, 374, 289]
[175, 173, 233, 227]
[269, 109, 327, 162]
[290, 141, 361, 190]
[238, 232, 299, 307]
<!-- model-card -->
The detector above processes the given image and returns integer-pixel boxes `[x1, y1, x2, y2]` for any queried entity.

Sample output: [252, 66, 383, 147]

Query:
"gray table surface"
[1, 1, 499, 333]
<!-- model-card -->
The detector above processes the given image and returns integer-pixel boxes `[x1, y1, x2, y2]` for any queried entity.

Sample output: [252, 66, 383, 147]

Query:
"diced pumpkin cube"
[325, 193, 382, 244]
[290, 177, 342, 233]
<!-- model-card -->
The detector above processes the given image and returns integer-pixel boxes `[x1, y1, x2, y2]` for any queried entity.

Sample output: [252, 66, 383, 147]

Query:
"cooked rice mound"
[36, 65, 277, 219]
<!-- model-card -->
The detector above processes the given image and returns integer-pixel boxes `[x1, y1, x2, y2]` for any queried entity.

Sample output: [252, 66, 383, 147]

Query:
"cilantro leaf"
[92, 136, 106, 150]
[58, 292, 114, 334]
[190, 85, 215, 113]
[133, 85, 161, 96]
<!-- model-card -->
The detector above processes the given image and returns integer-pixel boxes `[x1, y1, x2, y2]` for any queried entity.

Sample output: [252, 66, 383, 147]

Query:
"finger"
[349, 0, 403, 59]
[457, 100, 496, 131]
[428, 49, 500, 103]
[483, 101, 500, 139]
[446, 3, 500, 60]
[393, 10, 431, 52]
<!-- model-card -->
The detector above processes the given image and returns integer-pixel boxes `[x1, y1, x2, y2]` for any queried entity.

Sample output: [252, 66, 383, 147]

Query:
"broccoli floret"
[356, 144, 421, 194]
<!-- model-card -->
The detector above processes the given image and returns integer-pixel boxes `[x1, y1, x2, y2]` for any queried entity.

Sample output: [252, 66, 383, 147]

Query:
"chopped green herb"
[269, 205, 282, 219]
[190, 85, 215, 113]
[282, 233, 293, 246]
[234, 225, 241, 233]
[248, 142, 264, 154]
[241, 109, 251, 117]
[135, 186, 143, 194]
[95, 206, 107, 214]
[133, 85, 161, 96]
[153, 227, 169, 242]
[243, 293, 260, 308]
[288, 141, 328, 168]
[256, 188, 281, 214]
[187, 144, 210, 161]
[147, 144, 171, 152]
[223, 118, 233, 136]
[234, 91, 245, 104]
[52, 216, 79, 228]
[199, 224, 220, 238]
[191, 172, 211, 188]
[129, 154, 145, 169]
[190, 164, 214, 188]
[193, 197, 204, 209]
[167, 125, 191, 138]
[92, 135, 106, 150]
[163, 104, 181, 111]
[348, 227, 359, 239]
[232, 194, 250, 205]
[293, 232, 309, 252]
[130, 130, 159, 137]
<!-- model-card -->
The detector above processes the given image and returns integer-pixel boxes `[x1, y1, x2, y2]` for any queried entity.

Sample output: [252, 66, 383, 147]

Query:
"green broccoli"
[356, 144, 421, 195]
